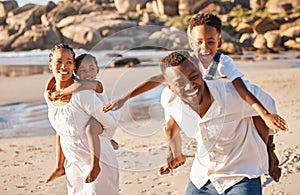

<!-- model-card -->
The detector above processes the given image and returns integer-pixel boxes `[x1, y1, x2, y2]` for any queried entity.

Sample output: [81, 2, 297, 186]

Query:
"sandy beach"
[0, 58, 300, 194]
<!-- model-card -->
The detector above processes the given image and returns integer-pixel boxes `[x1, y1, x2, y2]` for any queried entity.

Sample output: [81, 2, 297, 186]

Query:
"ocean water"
[0, 49, 171, 67]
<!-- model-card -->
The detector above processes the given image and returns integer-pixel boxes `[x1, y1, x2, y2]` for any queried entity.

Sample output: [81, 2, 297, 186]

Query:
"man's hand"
[102, 97, 128, 112]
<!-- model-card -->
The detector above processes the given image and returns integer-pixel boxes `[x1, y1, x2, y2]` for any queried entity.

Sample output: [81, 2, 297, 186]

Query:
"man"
[160, 51, 279, 195]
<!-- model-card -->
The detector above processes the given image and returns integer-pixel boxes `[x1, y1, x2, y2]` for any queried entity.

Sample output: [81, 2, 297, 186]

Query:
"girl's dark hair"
[74, 53, 99, 74]
[160, 50, 190, 73]
[188, 12, 222, 34]
[49, 44, 75, 63]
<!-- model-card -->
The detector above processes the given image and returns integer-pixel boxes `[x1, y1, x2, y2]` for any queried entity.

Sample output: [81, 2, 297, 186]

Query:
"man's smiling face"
[164, 58, 204, 111]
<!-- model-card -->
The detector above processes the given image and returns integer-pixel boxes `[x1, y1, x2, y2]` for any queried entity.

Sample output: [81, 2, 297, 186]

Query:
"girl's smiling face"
[76, 59, 99, 80]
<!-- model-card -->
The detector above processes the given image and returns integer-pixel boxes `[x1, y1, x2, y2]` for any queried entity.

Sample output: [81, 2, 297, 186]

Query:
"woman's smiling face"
[49, 48, 75, 82]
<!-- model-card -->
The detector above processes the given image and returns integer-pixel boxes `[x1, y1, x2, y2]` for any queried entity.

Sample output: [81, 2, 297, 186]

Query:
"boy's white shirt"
[196, 53, 244, 81]
[195, 53, 276, 135]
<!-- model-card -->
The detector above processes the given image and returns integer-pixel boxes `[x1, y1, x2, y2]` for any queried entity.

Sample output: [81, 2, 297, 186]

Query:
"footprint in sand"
[281, 147, 300, 174]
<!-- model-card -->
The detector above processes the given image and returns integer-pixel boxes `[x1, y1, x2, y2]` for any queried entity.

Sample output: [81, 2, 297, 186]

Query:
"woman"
[44, 44, 119, 194]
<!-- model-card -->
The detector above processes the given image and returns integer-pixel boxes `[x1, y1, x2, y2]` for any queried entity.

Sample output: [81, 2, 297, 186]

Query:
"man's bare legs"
[252, 116, 281, 182]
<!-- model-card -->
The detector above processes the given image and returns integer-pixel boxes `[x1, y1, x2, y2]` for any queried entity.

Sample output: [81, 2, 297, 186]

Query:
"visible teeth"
[60, 71, 68, 74]
[186, 88, 198, 96]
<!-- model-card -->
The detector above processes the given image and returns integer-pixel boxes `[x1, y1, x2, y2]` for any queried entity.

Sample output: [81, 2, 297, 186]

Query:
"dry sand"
[0, 61, 299, 195]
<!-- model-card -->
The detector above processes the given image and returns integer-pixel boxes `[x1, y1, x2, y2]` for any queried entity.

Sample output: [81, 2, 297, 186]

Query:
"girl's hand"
[45, 167, 65, 183]
[85, 165, 101, 183]
[263, 114, 288, 131]
[47, 90, 63, 101]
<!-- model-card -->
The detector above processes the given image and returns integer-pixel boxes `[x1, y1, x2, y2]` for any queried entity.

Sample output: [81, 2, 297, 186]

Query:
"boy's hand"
[263, 114, 288, 131]
[85, 164, 101, 183]
[102, 97, 128, 112]
[45, 167, 65, 183]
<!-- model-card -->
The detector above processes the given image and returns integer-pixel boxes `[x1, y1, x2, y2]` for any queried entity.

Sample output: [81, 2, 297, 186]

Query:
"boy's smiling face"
[189, 24, 222, 68]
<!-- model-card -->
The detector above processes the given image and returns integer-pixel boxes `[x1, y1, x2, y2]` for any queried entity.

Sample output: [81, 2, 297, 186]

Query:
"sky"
[11, 0, 60, 7]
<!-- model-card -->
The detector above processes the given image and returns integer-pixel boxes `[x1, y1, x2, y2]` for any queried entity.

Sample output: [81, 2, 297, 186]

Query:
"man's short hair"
[188, 12, 222, 34]
[160, 51, 190, 74]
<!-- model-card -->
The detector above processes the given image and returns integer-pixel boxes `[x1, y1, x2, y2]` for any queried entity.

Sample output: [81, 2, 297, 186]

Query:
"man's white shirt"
[161, 79, 277, 194]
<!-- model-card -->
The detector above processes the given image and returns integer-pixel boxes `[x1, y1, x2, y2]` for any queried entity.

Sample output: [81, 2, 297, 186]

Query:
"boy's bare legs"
[159, 117, 186, 175]
[252, 116, 281, 182]
[85, 117, 103, 183]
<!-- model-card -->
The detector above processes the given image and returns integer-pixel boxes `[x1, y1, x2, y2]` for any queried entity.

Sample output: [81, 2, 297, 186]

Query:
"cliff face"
[0, 0, 299, 53]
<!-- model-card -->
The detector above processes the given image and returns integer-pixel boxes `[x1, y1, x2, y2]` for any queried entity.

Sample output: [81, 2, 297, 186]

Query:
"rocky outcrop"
[0, 0, 299, 54]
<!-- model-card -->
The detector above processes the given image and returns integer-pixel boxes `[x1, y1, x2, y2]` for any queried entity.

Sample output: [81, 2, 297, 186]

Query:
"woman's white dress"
[45, 90, 119, 195]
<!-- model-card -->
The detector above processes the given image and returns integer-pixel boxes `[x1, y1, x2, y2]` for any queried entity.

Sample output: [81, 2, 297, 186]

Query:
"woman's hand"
[45, 167, 65, 183]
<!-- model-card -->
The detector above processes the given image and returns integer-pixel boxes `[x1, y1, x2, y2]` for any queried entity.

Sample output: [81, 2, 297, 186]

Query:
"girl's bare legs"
[85, 117, 103, 183]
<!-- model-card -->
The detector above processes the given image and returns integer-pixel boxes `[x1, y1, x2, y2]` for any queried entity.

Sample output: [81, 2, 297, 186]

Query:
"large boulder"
[281, 26, 300, 39]
[56, 12, 137, 37]
[264, 30, 282, 49]
[6, 3, 56, 33]
[280, 18, 300, 35]
[250, 0, 268, 10]
[114, 0, 140, 14]
[284, 39, 300, 50]
[10, 25, 60, 51]
[178, 0, 196, 16]
[220, 41, 242, 54]
[253, 17, 280, 34]
[266, 0, 300, 14]
[192, 0, 214, 14]
[0, 0, 18, 17]
[235, 21, 253, 34]
[144, 27, 189, 50]
[42, 1, 80, 25]
[239, 33, 255, 50]
[253, 34, 267, 49]
[156, 0, 178, 16]
[60, 25, 102, 49]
